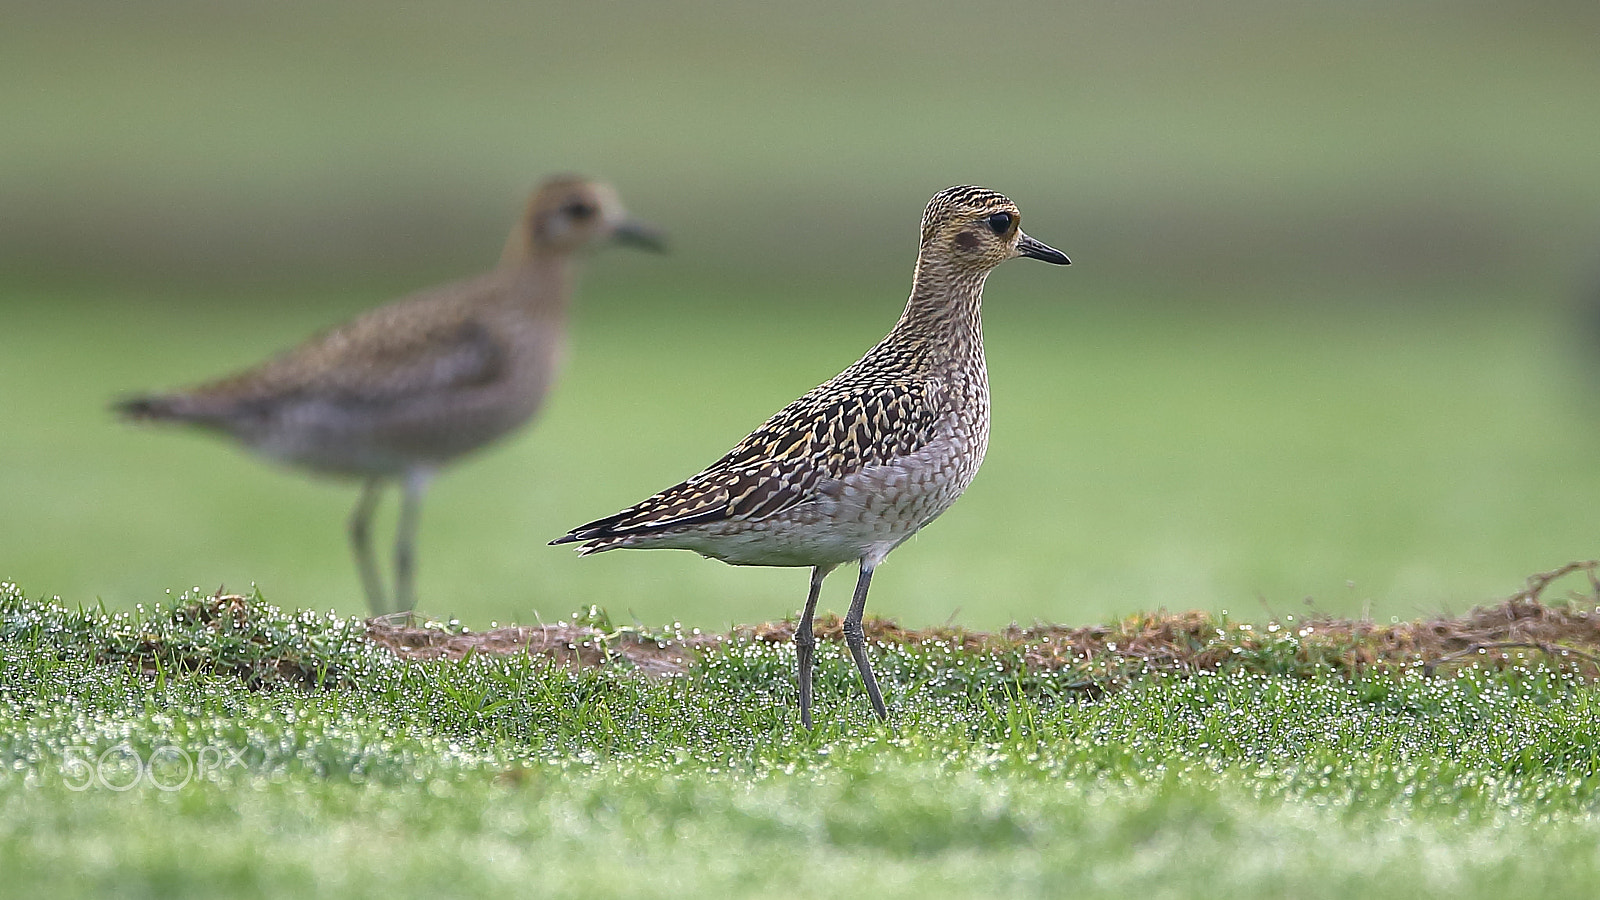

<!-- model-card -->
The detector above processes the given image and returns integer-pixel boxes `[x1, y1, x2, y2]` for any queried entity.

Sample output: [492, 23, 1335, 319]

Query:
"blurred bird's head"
[506, 176, 665, 261]
[918, 185, 1069, 273]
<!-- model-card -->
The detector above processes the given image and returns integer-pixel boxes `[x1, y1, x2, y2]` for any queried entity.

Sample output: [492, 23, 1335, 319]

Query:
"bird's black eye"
[986, 212, 1014, 235]
[563, 202, 596, 220]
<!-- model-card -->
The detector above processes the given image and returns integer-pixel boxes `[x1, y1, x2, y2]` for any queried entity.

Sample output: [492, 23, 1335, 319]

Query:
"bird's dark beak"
[1016, 231, 1070, 265]
[612, 218, 667, 252]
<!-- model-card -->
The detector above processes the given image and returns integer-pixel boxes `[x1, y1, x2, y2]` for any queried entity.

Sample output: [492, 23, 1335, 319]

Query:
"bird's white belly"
[240, 377, 546, 477]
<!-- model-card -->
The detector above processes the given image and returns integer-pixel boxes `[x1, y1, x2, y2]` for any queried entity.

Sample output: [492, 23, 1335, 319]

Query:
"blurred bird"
[553, 185, 1068, 726]
[116, 176, 664, 615]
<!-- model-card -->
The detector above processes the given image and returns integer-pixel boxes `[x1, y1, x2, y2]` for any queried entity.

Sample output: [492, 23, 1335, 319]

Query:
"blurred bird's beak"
[612, 219, 668, 252]
[1016, 232, 1070, 265]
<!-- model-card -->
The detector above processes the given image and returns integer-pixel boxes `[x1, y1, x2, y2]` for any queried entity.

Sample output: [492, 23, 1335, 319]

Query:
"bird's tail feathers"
[111, 393, 234, 427]
[113, 394, 187, 422]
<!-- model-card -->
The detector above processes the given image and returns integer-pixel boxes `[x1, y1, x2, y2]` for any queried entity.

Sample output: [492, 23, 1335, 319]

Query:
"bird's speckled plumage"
[117, 176, 663, 614]
[554, 185, 1068, 725]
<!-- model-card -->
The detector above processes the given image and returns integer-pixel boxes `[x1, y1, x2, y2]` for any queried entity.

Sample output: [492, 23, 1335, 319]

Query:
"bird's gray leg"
[349, 478, 388, 615]
[796, 565, 833, 729]
[842, 562, 889, 721]
[393, 469, 433, 614]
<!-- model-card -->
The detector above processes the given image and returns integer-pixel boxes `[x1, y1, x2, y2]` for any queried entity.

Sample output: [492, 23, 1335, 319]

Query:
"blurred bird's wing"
[188, 305, 510, 415]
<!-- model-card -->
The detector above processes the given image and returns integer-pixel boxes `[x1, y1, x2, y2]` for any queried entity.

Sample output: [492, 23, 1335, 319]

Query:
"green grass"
[6, 582, 1600, 899]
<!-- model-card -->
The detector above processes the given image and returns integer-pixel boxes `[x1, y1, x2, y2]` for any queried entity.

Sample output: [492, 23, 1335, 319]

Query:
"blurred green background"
[3, 0, 1599, 629]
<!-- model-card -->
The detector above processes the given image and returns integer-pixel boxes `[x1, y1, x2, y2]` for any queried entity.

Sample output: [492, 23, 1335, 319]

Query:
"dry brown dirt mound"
[365, 561, 1600, 682]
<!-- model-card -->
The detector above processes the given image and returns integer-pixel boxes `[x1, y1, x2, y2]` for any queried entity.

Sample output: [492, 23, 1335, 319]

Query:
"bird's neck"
[889, 252, 990, 359]
[497, 247, 576, 316]
[499, 216, 541, 268]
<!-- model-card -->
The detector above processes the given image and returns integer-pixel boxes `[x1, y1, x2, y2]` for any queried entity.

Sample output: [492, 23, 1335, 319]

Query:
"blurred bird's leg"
[350, 478, 388, 615]
[842, 561, 889, 721]
[393, 469, 433, 614]
[796, 564, 835, 729]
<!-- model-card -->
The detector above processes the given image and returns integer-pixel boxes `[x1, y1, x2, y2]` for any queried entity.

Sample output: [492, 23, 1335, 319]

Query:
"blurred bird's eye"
[986, 212, 1014, 235]
[563, 202, 596, 220]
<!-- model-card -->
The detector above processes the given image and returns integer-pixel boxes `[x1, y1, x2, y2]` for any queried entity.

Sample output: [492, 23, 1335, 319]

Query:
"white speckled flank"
[116, 177, 663, 614]
[554, 185, 1069, 726]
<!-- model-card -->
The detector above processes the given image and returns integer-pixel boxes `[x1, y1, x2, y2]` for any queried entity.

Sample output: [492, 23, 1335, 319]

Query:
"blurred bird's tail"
[113, 391, 262, 434]
[113, 394, 196, 423]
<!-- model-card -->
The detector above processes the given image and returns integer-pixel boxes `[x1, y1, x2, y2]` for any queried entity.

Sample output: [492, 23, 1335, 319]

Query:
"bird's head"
[509, 176, 665, 260]
[919, 185, 1069, 272]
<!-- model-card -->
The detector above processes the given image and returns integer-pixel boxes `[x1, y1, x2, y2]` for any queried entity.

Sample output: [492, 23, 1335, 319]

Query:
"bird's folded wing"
[562, 378, 947, 541]
[193, 315, 507, 412]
